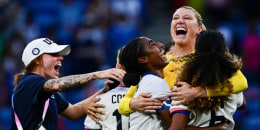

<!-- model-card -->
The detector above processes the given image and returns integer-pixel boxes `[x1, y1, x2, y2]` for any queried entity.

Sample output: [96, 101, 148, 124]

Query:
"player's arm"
[118, 85, 163, 116]
[168, 112, 189, 130]
[207, 70, 248, 97]
[118, 85, 137, 116]
[169, 70, 248, 105]
[43, 68, 125, 92]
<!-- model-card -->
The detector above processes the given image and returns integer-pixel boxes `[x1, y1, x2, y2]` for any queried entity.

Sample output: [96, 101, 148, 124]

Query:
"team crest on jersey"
[32, 48, 40, 55]
[163, 99, 172, 107]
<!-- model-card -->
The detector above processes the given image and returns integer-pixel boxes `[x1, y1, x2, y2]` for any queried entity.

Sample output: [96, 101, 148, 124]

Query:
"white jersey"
[129, 73, 171, 130]
[170, 92, 244, 129]
[84, 85, 130, 130]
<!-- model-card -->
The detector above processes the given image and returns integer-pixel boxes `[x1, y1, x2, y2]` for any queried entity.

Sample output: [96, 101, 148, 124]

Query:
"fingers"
[174, 81, 185, 86]
[88, 112, 103, 122]
[169, 95, 182, 101]
[93, 97, 101, 102]
[89, 104, 105, 114]
[130, 95, 162, 113]
[111, 68, 126, 81]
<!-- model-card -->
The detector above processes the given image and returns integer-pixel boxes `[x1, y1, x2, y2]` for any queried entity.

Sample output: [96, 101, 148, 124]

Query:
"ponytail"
[13, 56, 40, 91]
[13, 70, 26, 91]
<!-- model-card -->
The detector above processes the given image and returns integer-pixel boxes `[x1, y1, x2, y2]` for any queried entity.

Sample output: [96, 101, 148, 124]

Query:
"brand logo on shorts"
[32, 48, 40, 55]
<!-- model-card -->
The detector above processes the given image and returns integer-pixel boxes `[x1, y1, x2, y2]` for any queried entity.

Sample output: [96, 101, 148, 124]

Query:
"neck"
[174, 43, 194, 56]
[145, 70, 164, 78]
[31, 66, 44, 77]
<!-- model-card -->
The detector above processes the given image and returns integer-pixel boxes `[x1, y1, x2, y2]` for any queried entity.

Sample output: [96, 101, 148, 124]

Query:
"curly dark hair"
[173, 30, 242, 114]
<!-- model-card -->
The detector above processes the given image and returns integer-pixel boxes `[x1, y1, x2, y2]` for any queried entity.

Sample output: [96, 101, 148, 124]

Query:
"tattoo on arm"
[44, 73, 95, 92]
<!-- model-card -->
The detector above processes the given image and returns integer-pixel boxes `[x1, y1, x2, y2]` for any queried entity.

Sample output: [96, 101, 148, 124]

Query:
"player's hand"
[94, 68, 126, 82]
[103, 80, 113, 93]
[83, 96, 105, 122]
[168, 81, 207, 105]
[130, 93, 162, 113]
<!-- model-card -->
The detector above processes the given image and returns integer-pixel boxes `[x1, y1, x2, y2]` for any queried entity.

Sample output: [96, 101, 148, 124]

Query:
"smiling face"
[139, 37, 168, 69]
[38, 53, 64, 79]
[170, 7, 203, 47]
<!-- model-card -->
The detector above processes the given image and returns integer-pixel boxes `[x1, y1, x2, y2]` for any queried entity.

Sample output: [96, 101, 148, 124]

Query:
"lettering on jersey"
[112, 94, 125, 104]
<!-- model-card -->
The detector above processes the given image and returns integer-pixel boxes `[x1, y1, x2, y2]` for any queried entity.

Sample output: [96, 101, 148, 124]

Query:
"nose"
[156, 42, 164, 49]
[176, 18, 184, 23]
[58, 55, 64, 61]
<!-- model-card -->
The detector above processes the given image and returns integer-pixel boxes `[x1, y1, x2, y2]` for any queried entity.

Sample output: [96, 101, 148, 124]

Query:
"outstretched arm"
[43, 68, 125, 92]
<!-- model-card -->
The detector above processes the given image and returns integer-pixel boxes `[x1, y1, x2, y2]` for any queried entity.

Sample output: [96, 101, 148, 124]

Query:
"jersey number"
[112, 109, 122, 130]
[209, 102, 225, 126]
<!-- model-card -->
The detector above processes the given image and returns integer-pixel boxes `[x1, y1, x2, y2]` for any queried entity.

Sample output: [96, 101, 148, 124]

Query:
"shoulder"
[19, 72, 47, 85]
[141, 74, 168, 86]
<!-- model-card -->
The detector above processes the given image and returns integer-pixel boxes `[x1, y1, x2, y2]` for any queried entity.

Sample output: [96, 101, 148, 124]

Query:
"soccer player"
[84, 47, 130, 130]
[168, 30, 246, 129]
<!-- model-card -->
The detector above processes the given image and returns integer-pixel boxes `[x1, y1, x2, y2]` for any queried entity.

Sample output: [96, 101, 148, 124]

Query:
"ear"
[196, 26, 203, 36]
[34, 58, 41, 65]
[138, 56, 148, 63]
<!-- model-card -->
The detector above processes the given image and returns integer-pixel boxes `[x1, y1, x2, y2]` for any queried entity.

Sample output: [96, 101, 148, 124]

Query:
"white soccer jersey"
[84, 85, 130, 130]
[129, 73, 171, 130]
[170, 92, 244, 129]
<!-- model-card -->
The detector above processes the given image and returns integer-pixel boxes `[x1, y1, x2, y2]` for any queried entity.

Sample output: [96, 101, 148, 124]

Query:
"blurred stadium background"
[0, 0, 260, 129]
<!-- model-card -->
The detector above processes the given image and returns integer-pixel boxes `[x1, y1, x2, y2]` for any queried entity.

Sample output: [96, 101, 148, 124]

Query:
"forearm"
[159, 109, 172, 127]
[61, 103, 86, 121]
[118, 86, 137, 116]
[207, 70, 248, 97]
[168, 113, 188, 130]
[44, 73, 96, 92]
[230, 70, 248, 93]
[118, 97, 134, 116]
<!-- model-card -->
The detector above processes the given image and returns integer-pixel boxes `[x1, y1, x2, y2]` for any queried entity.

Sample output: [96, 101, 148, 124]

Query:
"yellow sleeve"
[118, 85, 137, 116]
[207, 70, 248, 97]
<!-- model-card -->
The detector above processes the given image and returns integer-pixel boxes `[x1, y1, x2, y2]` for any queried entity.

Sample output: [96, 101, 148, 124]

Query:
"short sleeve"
[18, 73, 49, 104]
[236, 92, 244, 108]
[137, 75, 171, 100]
[54, 93, 69, 113]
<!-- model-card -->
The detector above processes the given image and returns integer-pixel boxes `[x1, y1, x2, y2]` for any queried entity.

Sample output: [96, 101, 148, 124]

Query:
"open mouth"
[176, 28, 187, 35]
[159, 50, 168, 63]
[54, 63, 61, 72]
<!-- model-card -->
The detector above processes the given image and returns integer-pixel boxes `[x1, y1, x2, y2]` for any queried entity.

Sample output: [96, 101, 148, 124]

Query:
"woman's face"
[139, 37, 168, 69]
[40, 53, 64, 79]
[170, 8, 202, 46]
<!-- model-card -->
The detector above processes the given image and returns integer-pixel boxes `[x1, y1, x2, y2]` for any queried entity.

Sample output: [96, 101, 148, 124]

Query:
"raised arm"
[43, 68, 125, 92]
